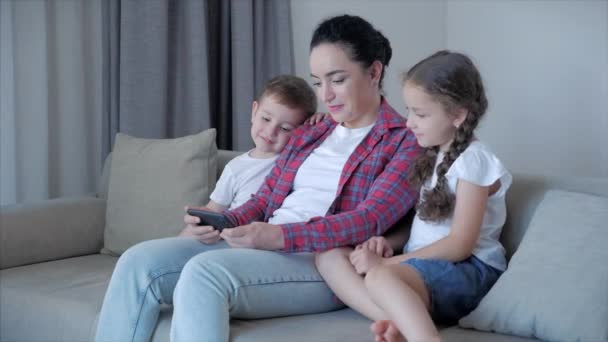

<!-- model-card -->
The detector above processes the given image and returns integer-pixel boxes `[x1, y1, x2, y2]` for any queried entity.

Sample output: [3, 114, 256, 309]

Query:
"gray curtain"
[102, 0, 294, 157]
[1, 0, 104, 206]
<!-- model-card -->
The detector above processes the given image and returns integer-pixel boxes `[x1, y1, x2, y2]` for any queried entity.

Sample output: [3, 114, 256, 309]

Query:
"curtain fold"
[103, 0, 294, 152]
[1, 0, 103, 206]
[1, 0, 293, 206]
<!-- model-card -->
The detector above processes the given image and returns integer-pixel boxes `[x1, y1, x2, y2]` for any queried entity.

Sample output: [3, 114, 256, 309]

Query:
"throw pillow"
[103, 129, 217, 255]
[459, 190, 608, 342]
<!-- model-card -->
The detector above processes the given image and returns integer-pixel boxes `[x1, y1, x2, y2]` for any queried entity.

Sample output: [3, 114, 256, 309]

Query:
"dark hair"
[310, 14, 392, 89]
[257, 75, 317, 119]
[404, 50, 488, 222]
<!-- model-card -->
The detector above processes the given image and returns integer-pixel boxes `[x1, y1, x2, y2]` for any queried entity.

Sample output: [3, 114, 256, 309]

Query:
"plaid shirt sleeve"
[223, 144, 290, 226]
[280, 132, 421, 252]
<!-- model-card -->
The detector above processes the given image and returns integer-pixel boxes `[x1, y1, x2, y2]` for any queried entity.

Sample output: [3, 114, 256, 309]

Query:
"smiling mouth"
[327, 104, 344, 112]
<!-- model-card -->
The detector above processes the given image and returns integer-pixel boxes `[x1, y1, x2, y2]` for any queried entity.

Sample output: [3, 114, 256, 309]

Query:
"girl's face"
[309, 43, 381, 128]
[403, 81, 466, 151]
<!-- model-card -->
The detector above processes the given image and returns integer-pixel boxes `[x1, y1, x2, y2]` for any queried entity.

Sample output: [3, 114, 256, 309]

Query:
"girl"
[316, 50, 512, 342]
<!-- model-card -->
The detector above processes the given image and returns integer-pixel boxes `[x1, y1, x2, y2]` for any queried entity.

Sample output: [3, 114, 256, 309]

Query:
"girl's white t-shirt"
[269, 123, 374, 225]
[209, 151, 278, 210]
[404, 141, 512, 270]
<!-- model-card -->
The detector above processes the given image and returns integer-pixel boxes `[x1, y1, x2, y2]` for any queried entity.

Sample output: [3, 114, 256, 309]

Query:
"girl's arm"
[384, 179, 492, 264]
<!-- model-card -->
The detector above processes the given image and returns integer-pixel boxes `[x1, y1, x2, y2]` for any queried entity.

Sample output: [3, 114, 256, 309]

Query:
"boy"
[200, 75, 318, 213]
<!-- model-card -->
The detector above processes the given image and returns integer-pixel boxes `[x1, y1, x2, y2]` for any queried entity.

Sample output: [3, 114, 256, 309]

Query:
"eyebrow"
[260, 110, 274, 116]
[310, 70, 347, 78]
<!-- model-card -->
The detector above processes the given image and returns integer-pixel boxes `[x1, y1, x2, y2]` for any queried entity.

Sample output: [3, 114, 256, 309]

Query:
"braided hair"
[405, 50, 488, 222]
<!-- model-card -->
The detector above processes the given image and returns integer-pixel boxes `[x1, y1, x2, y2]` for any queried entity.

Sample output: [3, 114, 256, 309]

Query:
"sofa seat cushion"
[440, 327, 540, 342]
[0, 254, 543, 342]
[0, 254, 118, 342]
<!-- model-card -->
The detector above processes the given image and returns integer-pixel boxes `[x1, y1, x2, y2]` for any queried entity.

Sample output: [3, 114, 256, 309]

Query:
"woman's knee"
[177, 250, 236, 294]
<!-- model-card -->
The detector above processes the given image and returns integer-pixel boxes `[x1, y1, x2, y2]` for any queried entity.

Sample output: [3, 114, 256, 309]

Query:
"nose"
[319, 83, 335, 103]
[264, 124, 278, 138]
[406, 115, 416, 129]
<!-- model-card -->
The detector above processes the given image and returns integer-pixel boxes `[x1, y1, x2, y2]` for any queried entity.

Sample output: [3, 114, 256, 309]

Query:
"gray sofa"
[1, 149, 607, 342]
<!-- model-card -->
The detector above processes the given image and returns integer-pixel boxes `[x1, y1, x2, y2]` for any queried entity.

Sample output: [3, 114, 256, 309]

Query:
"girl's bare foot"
[370, 320, 405, 342]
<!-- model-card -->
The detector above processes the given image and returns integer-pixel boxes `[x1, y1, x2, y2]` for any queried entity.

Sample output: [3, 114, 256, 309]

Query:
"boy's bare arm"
[205, 200, 229, 213]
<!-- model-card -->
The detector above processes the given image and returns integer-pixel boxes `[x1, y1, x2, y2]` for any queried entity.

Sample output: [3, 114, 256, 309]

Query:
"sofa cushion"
[103, 130, 217, 255]
[459, 190, 608, 342]
[0, 255, 117, 342]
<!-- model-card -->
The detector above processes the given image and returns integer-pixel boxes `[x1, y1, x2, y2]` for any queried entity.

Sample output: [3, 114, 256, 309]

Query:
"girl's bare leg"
[365, 264, 440, 342]
[315, 248, 387, 321]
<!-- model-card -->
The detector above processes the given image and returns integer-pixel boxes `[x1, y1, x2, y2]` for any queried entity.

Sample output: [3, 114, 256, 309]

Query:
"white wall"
[290, 0, 608, 178]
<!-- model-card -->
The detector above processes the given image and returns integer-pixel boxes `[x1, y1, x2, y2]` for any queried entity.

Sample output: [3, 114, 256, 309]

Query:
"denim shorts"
[402, 255, 502, 324]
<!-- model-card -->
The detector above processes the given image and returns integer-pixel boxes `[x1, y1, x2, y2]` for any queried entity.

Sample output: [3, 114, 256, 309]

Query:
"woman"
[95, 14, 421, 342]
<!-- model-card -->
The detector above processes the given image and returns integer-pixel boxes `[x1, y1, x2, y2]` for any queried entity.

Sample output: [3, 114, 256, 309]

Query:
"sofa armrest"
[0, 196, 106, 269]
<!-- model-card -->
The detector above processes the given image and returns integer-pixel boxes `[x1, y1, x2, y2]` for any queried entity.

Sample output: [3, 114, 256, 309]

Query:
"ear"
[369, 60, 384, 86]
[453, 108, 468, 128]
[251, 101, 259, 123]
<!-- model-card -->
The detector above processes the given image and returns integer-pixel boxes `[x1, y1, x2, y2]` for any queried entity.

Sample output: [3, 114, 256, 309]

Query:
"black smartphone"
[186, 208, 234, 231]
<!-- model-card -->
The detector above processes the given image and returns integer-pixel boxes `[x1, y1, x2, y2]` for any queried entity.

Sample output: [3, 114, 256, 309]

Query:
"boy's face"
[250, 95, 306, 156]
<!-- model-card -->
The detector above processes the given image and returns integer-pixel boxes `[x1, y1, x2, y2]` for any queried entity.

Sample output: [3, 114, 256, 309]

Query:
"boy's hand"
[305, 112, 327, 125]
[220, 222, 284, 250]
[349, 248, 385, 275]
[355, 236, 394, 258]
[179, 206, 221, 244]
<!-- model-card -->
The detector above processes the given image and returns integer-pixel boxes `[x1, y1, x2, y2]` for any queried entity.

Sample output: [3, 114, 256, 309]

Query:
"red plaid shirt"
[224, 98, 422, 252]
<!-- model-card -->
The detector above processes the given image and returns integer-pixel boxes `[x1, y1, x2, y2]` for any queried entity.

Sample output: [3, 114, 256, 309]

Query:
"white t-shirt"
[269, 123, 375, 225]
[404, 141, 512, 271]
[209, 151, 277, 210]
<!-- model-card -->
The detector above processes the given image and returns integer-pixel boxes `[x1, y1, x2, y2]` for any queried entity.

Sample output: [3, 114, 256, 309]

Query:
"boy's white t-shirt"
[209, 151, 278, 210]
[404, 141, 512, 271]
[269, 123, 374, 225]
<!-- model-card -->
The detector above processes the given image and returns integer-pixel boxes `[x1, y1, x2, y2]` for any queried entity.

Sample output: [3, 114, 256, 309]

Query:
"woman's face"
[309, 43, 380, 128]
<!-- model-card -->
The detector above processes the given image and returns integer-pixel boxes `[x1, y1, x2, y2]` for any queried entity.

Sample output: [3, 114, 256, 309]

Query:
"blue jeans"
[403, 255, 501, 324]
[94, 237, 342, 342]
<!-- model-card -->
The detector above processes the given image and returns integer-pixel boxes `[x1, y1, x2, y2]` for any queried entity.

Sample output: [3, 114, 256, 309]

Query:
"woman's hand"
[305, 112, 327, 125]
[220, 222, 285, 250]
[349, 247, 385, 275]
[179, 206, 221, 244]
[355, 236, 394, 258]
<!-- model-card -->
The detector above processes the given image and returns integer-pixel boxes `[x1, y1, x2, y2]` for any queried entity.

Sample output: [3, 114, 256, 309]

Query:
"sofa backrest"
[502, 173, 608, 260]
[97, 149, 242, 200]
[97, 151, 608, 261]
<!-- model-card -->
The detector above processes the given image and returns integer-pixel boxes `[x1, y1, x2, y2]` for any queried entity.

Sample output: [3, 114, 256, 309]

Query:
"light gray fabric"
[0, 196, 105, 269]
[97, 149, 242, 200]
[500, 173, 608, 260]
[0, 255, 117, 342]
[103, 130, 218, 255]
[102, 0, 293, 154]
[0, 0, 104, 206]
[460, 190, 608, 342]
[9, 172, 608, 342]
[0, 252, 537, 342]
[228, 0, 294, 150]
[440, 327, 539, 342]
